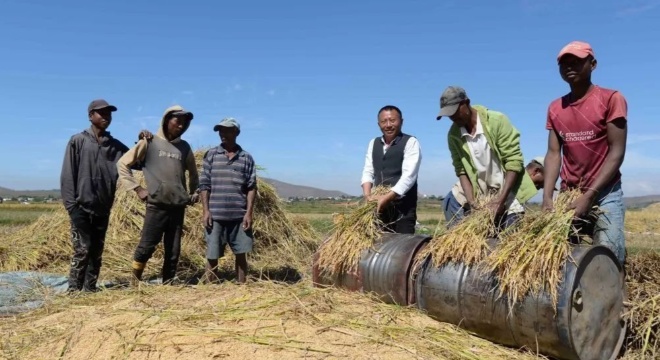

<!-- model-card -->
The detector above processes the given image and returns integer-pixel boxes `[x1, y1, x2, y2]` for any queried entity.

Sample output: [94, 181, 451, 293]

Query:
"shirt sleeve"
[116, 139, 149, 191]
[545, 104, 554, 130]
[60, 136, 79, 212]
[185, 148, 199, 195]
[606, 92, 628, 123]
[360, 139, 376, 185]
[493, 114, 524, 173]
[448, 129, 466, 177]
[391, 137, 422, 196]
[246, 154, 257, 190]
[198, 149, 213, 192]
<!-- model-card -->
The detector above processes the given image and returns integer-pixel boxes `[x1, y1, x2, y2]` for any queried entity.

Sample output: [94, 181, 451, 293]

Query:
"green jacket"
[447, 105, 537, 204]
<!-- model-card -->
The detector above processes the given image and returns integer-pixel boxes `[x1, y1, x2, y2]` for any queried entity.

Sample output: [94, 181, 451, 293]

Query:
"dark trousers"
[68, 207, 110, 291]
[134, 204, 185, 282]
[380, 203, 417, 234]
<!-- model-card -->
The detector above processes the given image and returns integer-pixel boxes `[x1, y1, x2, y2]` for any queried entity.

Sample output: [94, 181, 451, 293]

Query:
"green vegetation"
[0, 204, 57, 226]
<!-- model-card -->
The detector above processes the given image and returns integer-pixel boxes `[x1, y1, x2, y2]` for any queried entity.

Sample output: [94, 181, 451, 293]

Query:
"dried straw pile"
[416, 195, 498, 269]
[625, 251, 660, 358]
[316, 186, 390, 276]
[0, 280, 542, 360]
[487, 190, 582, 310]
[0, 150, 318, 281]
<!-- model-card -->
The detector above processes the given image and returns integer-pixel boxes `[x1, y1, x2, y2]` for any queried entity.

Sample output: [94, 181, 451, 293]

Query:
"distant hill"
[0, 186, 60, 199]
[260, 178, 350, 199]
[624, 195, 660, 209]
[0, 179, 350, 200]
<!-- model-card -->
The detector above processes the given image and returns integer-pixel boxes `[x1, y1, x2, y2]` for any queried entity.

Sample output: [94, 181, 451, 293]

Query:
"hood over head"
[158, 105, 193, 142]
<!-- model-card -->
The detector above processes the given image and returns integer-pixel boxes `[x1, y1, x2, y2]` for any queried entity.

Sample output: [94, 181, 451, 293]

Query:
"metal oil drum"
[415, 244, 626, 360]
[312, 233, 430, 305]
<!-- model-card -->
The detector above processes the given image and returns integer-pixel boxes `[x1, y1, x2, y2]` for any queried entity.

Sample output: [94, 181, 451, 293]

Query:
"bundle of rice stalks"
[625, 251, 660, 357]
[315, 186, 391, 276]
[416, 195, 498, 270]
[487, 189, 582, 310]
[0, 150, 318, 282]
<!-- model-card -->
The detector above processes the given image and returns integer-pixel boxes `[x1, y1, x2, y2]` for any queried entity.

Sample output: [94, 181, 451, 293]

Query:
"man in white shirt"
[362, 105, 422, 234]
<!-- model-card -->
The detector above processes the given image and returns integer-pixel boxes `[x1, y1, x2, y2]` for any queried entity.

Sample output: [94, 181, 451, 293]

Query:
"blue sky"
[2, 0, 659, 197]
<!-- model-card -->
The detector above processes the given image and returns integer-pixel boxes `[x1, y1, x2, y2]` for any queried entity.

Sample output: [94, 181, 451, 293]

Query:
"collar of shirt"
[379, 133, 403, 148]
[217, 144, 244, 161]
[460, 114, 483, 139]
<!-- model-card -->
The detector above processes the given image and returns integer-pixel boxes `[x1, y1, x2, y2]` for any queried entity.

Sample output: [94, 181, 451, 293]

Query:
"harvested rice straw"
[487, 189, 582, 311]
[316, 186, 391, 275]
[417, 194, 499, 269]
[0, 150, 318, 281]
[625, 251, 660, 357]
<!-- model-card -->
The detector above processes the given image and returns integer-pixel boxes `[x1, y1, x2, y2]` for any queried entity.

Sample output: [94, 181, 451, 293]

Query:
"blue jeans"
[579, 182, 626, 265]
[442, 191, 521, 231]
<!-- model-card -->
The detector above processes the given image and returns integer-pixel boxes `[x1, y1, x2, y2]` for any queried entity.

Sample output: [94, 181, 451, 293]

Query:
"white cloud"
[616, 0, 660, 17]
[628, 133, 660, 145]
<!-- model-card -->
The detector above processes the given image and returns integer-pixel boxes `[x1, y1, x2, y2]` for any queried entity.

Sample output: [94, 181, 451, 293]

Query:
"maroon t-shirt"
[546, 85, 628, 190]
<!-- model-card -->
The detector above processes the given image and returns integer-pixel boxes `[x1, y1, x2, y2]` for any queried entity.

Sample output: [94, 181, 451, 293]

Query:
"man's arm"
[491, 114, 525, 213]
[243, 155, 258, 230]
[361, 139, 375, 199]
[199, 150, 213, 228]
[542, 130, 562, 209]
[459, 174, 476, 208]
[117, 139, 149, 199]
[584, 93, 628, 195]
[60, 137, 79, 213]
[184, 149, 199, 195]
[588, 119, 627, 193]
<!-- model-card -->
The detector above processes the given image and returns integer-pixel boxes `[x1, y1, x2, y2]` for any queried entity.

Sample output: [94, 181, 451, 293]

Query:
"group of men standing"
[59, 39, 628, 292]
[361, 41, 628, 266]
[61, 103, 257, 292]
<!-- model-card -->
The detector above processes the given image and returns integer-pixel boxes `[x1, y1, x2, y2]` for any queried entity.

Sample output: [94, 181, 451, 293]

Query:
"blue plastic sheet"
[0, 271, 69, 315]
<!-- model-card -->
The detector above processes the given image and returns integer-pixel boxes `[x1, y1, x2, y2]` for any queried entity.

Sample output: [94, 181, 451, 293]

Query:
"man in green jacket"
[436, 86, 538, 229]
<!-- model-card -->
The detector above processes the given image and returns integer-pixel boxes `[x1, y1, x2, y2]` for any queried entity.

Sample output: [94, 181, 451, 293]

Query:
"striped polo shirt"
[198, 145, 257, 221]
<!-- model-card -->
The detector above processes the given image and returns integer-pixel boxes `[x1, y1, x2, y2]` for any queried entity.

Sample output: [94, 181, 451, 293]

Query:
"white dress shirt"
[451, 115, 524, 214]
[361, 135, 422, 197]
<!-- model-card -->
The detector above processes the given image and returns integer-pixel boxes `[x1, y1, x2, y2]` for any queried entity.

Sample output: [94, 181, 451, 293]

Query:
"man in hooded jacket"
[117, 105, 199, 284]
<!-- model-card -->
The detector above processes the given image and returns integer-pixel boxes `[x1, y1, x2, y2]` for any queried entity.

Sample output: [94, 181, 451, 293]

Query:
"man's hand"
[569, 191, 597, 219]
[138, 130, 154, 141]
[202, 211, 213, 229]
[542, 198, 554, 212]
[242, 213, 253, 231]
[189, 193, 199, 205]
[135, 186, 149, 202]
[486, 199, 506, 217]
[375, 191, 397, 213]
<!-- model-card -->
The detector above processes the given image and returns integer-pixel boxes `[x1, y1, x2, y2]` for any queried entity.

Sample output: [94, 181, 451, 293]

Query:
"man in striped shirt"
[199, 118, 257, 283]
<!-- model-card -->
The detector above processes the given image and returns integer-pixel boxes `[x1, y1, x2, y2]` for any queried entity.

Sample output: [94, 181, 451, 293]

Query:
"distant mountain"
[624, 195, 660, 209]
[0, 186, 60, 199]
[260, 178, 350, 199]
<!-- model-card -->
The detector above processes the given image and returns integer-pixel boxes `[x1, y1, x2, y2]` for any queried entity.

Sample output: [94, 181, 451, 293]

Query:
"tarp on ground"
[0, 271, 69, 316]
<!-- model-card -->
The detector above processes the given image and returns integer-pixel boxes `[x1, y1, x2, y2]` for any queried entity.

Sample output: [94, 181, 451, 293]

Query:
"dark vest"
[143, 137, 192, 207]
[372, 133, 418, 209]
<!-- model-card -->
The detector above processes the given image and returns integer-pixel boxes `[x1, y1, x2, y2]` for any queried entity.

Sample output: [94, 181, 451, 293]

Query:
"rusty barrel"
[312, 233, 430, 305]
[415, 244, 625, 360]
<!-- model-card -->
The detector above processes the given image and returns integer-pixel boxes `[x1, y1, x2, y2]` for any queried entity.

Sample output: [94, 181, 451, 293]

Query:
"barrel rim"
[564, 244, 625, 360]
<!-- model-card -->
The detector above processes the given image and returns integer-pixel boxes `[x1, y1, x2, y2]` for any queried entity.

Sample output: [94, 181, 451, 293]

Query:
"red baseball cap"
[557, 41, 595, 62]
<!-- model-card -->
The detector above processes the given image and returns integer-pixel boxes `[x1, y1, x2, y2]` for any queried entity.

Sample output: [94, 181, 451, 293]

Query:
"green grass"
[0, 204, 57, 226]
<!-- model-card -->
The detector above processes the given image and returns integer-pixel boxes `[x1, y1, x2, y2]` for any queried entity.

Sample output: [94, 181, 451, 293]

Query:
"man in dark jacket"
[117, 105, 199, 285]
[61, 99, 149, 292]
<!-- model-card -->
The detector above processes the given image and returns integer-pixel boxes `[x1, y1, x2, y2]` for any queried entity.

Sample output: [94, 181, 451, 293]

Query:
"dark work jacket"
[60, 127, 129, 216]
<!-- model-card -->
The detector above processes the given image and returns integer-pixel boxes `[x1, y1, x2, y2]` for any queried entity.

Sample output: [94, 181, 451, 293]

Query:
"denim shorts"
[205, 220, 254, 259]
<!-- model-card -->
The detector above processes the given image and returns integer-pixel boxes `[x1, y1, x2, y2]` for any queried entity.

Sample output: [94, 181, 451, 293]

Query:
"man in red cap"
[541, 41, 628, 265]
